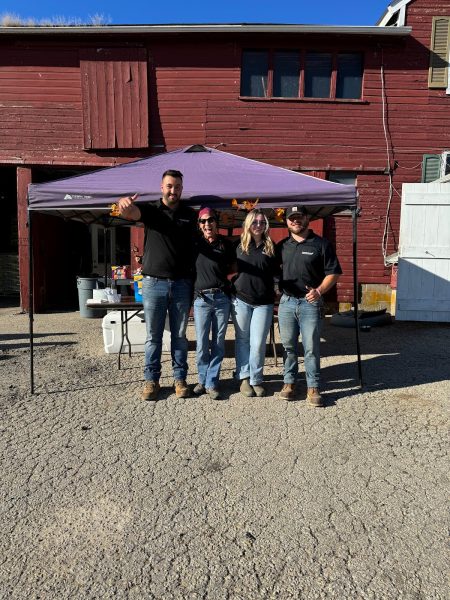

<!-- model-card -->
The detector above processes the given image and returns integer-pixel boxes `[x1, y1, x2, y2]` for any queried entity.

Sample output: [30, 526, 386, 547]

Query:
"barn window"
[241, 49, 363, 100]
[336, 53, 363, 99]
[328, 171, 357, 186]
[80, 47, 149, 149]
[273, 51, 300, 97]
[304, 52, 332, 98]
[240, 50, 268, 97]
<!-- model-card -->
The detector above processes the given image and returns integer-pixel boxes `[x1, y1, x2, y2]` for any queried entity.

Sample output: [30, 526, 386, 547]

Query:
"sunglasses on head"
[199, 217, 216, 224]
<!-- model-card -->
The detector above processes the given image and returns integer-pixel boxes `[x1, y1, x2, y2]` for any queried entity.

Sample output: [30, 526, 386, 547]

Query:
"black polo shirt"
[233, 240, 279, 306]
[194, 235, 235, 292]
[140, 200, 197, 279]
[276, 232, 342, 297]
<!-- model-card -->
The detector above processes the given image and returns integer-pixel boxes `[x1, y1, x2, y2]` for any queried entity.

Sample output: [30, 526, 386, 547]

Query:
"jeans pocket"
[279, 294, 288, 304]
[142, 276, 158, 289]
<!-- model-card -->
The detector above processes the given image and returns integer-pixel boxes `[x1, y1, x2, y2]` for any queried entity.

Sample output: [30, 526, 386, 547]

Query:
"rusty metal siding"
[80, 47, 148, 149]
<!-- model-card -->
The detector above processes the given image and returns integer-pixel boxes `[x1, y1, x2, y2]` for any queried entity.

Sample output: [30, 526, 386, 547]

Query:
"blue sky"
[1, 1, 391, 26]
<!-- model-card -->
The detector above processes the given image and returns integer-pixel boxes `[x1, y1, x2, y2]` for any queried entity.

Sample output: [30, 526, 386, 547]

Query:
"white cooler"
[102, 311, 170, 354]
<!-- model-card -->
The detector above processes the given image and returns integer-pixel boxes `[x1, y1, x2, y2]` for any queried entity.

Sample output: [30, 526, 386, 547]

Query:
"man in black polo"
[118, 170, 197, 401]
[276, 204, 342, 407]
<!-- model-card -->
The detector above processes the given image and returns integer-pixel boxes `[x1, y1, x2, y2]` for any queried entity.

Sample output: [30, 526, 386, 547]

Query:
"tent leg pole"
[352, 207, 363, 388]
[28, 209, 35, 394]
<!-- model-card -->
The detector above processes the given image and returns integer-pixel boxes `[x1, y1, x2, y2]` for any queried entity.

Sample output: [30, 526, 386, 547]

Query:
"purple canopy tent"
[27, 145, 362, 392]
[28, 144, 356, 218]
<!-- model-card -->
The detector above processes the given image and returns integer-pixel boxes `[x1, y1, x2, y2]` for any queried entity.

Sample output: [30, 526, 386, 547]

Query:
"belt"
[144, 274, 173, 280]
[284, 292, 306, 299]
[198, 287, 222, 294]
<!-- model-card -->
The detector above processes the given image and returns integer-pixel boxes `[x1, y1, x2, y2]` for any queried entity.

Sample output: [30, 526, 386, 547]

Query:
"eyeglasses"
[198, 217, 216, 224]
[251, 220, 266, 226]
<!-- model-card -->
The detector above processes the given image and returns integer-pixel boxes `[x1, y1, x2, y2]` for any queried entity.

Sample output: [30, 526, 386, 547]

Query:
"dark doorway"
[0, 167, 19, 300]
[32, 167, 130, 310]
[32, 168, 94, 310]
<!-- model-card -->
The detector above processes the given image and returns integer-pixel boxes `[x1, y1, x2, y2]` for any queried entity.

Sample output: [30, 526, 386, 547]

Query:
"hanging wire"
[380, 55, 397, 266]
[396, 162, 423, 170]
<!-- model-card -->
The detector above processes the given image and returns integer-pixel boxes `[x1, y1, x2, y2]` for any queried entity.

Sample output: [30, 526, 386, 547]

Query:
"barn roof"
[0, 23, 411, 37]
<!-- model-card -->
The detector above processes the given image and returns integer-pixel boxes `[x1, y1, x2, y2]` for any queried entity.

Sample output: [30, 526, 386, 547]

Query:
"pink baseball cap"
[198, 207, 216, 219]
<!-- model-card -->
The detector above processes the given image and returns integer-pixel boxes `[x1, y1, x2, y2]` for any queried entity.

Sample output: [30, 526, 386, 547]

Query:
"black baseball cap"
[286, 205, 308, 219]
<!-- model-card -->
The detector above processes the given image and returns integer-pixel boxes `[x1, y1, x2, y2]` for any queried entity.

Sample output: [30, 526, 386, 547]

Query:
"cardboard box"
[111, 265, 131, 280]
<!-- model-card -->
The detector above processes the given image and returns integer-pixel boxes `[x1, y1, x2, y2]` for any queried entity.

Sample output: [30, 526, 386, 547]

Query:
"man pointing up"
[118, 170, 197, 401]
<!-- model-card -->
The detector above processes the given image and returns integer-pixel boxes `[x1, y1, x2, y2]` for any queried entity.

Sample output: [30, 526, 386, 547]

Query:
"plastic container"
[102, 311, 170, 354]
[77, 277, 106, 318]
[134, 274, 143, 302]
[111, 265, 131, 280]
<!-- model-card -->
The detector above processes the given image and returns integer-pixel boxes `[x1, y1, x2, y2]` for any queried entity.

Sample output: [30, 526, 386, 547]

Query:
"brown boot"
[142, 381, 160, 401]
[174, 380, 190, 398]
[279, 383, 296, 401]
[306, 388, 324, 407]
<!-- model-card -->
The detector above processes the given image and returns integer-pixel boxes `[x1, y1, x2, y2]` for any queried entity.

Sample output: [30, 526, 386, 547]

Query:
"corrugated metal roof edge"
[0, 24, 412, 36]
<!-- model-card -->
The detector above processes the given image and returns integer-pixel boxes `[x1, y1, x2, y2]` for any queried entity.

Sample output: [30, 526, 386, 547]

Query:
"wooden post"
[17, 167, 32, 312]
[130, 226, 144, 273]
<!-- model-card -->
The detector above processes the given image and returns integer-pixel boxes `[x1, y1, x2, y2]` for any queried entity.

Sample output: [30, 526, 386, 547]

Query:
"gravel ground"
[0, 304, 448, 600]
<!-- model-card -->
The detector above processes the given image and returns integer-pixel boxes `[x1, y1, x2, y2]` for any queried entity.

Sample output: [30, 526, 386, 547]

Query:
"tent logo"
[64, 194, 92, 200]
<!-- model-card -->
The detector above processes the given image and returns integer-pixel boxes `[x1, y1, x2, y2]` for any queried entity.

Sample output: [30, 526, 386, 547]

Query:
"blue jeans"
[142, 276, 192, 382]
[231, 296, 273, 386]
[194, 290, 231, 389]
[277, 294, 322, 388]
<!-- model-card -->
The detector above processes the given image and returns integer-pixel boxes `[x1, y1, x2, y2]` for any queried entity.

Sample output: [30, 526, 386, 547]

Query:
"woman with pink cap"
[193, 207, 235, 400]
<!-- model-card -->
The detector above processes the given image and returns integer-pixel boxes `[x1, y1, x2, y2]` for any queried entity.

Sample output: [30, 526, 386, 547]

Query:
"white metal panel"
[396, 183, 450, 322]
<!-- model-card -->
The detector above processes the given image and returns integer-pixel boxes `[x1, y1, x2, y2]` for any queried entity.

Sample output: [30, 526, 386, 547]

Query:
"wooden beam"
[17, 166, 32, 311]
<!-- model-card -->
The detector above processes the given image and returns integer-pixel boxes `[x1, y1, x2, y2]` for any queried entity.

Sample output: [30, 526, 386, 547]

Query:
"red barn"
[0, 0, 449, 312]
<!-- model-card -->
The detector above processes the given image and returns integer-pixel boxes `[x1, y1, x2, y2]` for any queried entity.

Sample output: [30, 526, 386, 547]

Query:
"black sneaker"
[193, 383, 206, 396]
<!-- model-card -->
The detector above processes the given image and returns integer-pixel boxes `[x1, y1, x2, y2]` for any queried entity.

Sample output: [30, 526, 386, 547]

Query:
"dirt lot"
[0, 304, 448, 599]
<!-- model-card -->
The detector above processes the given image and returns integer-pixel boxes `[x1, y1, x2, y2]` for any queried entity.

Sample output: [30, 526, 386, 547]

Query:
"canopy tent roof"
[28, 145, 357, 225]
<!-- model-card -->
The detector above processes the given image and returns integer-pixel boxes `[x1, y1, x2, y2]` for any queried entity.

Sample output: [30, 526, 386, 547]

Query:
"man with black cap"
[276, 204, 342, 407]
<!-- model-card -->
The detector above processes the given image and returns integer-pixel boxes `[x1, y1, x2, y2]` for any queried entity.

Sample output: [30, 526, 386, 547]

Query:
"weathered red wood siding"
[1, 0, 449, 308]
[80, 47, 148, 149]
[0, 48, 83, 163]
[0, 45, 149, 166]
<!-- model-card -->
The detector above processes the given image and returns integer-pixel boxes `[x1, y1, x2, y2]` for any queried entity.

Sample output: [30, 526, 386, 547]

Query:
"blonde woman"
[231, 209, 278, 397]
